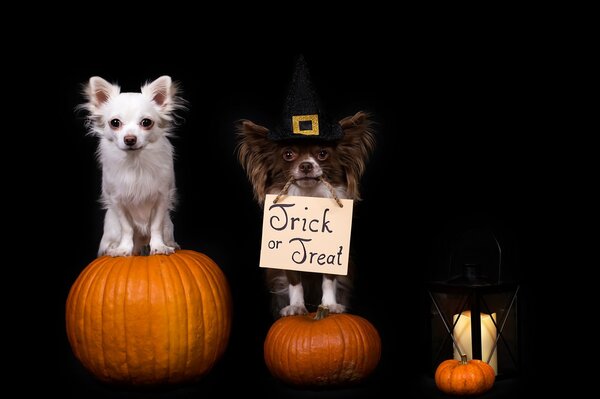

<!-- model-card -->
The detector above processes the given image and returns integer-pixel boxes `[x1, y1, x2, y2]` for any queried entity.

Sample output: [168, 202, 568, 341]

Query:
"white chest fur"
[99, 138, 175, 206]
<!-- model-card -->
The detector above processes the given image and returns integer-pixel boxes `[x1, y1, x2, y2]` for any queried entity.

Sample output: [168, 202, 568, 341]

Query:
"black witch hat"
[268, 55, 344, 141]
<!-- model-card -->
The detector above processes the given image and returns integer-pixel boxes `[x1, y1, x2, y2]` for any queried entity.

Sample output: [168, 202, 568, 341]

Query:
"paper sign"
[260, 194, 353, 275]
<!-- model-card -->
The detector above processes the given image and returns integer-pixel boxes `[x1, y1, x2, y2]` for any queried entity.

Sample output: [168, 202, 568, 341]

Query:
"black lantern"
[428, 228, 519, 377]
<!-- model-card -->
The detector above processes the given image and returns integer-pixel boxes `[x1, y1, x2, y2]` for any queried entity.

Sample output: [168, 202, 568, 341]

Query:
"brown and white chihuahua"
[237, 111, 375, 316]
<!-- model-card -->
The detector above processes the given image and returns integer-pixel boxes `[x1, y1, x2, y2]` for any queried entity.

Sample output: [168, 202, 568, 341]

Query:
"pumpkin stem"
[314, 305, 330, 320]
[459, 354, 468, 365]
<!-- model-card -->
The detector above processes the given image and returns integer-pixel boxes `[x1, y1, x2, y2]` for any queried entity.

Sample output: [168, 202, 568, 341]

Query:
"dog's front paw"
[166, 241, 180, 250]
[105, 245, 133, 257]
[280, 304, 308, 317]
[150, 244, 176, 255]
[321, 303, 346, 313]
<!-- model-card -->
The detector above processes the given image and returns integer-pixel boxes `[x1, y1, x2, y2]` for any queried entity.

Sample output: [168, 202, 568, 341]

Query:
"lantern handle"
[447, 229, 503, 282]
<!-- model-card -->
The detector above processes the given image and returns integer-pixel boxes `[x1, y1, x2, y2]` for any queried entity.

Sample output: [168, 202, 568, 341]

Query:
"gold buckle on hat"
[292, 114, 319, 136]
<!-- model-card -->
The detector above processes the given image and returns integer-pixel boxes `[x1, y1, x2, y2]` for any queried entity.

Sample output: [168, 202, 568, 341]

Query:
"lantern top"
[430, 227, 517, 286]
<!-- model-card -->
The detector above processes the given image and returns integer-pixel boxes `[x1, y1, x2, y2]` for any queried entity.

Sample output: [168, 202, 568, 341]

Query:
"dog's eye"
[283, 150, 296, 161]
[317, 149, 329, 161]
[109, 119, 121, 129]
[140, 119, 154, 128]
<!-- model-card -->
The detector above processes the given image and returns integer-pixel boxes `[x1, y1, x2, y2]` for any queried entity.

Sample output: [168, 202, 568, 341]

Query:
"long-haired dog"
[80, 75, 185, 257]
[237, 111, 375, 316]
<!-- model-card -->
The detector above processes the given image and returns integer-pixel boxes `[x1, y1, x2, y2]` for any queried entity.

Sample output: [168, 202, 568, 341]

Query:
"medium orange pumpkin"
[66, 250, 232, 386]
[264, 306, 381, 387]
[435, 354, 495, 395]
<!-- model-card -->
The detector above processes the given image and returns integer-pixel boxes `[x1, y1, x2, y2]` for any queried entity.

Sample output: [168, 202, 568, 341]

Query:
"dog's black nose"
[124, 136, 137, 146]
[299, 162, 313, 173]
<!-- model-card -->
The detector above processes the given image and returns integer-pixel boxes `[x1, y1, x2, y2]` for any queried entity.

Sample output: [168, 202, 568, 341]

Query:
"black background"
[30, 38, 563, 397]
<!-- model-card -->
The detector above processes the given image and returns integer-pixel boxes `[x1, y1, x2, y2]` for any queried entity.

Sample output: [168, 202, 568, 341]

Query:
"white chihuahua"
[81, 76, 185, 257]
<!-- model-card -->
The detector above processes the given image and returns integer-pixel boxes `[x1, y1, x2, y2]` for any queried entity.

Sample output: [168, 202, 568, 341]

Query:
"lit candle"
[453, 311, 498, 375]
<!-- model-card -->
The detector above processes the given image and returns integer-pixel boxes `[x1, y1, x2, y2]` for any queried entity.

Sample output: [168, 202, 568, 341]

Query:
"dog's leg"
[321, 274, 345, 313]
[280, 271, 307, 316]
[162, 213, 180, 250]
[105, 205, 134, 257]
[98, 208, 121, 256]
[149, 199, 175, 255]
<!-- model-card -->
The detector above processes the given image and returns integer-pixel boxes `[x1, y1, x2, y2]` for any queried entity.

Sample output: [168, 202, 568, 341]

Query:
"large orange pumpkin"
[435, 354, 495, 395]
[66, 250, 232, 386]
[264, 306, 381, 387]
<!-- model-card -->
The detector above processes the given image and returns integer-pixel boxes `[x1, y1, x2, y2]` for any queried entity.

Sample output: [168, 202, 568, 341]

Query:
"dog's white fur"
[81, 76, 184, 257]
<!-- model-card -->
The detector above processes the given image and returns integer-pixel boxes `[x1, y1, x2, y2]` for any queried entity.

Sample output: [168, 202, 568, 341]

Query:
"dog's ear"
[338, 111, 376, 200]
[236, 120, 274, 205]
[85, 77, 120, 109]
[141, 76, 186, 120]
[236, 120, 269, 137]
[142, 76, 173, 108]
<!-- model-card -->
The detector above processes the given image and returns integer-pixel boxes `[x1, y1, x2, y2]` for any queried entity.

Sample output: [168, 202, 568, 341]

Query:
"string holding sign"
[273, 176, 344, 208]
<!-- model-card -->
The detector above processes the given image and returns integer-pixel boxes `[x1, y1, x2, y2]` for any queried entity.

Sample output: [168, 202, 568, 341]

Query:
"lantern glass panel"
[429, 284, 519, 377]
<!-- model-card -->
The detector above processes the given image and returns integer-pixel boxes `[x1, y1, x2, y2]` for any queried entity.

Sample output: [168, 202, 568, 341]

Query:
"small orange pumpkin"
[264, 306, 381, 387]
[435, 354, 495, 395]
[66, 250, 232, 386]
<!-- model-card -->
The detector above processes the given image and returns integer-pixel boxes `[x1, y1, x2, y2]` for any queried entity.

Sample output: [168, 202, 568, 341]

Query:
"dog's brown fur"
[236, 111, 375, 316]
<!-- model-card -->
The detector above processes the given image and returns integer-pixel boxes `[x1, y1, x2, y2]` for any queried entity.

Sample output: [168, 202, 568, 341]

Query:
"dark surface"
[28, 43, 561, 397]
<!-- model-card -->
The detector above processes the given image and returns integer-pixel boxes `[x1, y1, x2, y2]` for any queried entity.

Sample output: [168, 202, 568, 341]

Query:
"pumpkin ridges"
[175, 251, 232, 379]
[296, 318, 308, 384]
[121, 256, 134, 383]
[75, 257, 111, 375]
[435, 356, 495, 395]
[67, 251, 231, 386]
[264, 312, 381, 387]
[304, 317, 316, 383]
[173, 255, 198, 376]
[167, 254, 188, 381]
[266, 318, 283, 380]
[123, 255, 142, 382]
[158, 257, 171, 380]
[289, 318, 305, 383]
[159, 256, 173, 381]
[102, 258, 122, 380]
[202, 251, 233, 360]
[181, 251, 207, 372]
[264, 317, 287, 381]
[180, 252, 215, 376]
[474, 359, 496, 388]
[144, 256, 155, 382]
[190, 252, 222, 370]
[98, 258, 118, 379]
[459, 365, 479, 394]
[316, 317, 329, 384]
[184, 256, 218, 380]
[65, 255, 90, 364]
[307, 319, 317, 384]
[167, 256, 182, 381]
[287, 318, 302, 383]
[84, 257, 110, 379]
[350, 316, 367, 380]
[148, 256, 168, 382]
[331, 315, 348, 383]
[170, 256, 191, 380]
[346, 315, 367, 380]
[184, 255, 207, 375]
[362, 315, 382, 375]
[340, 314, 379, 383]
[96, 257, 117, 379]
